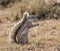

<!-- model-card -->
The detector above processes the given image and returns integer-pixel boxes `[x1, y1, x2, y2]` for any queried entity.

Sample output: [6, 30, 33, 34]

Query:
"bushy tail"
[8, 11, 29, 43]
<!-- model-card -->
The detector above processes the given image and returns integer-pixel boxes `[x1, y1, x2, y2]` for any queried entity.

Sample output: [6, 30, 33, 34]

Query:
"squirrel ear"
[23, 11, 29, 18]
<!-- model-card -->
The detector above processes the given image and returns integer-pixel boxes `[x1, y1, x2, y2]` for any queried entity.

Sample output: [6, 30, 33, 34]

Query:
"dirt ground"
[0, 19, 60, 51]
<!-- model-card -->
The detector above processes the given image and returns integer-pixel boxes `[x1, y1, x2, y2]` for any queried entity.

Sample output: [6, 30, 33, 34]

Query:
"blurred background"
[0, 0, 59, 22]
[0, 0, 60, 51]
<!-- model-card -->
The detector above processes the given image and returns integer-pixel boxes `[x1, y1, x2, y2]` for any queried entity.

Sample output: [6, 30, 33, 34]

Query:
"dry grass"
[0, 0, 59, 22]
[0, 0, 60, 51]
[0, 19, 60, 51]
